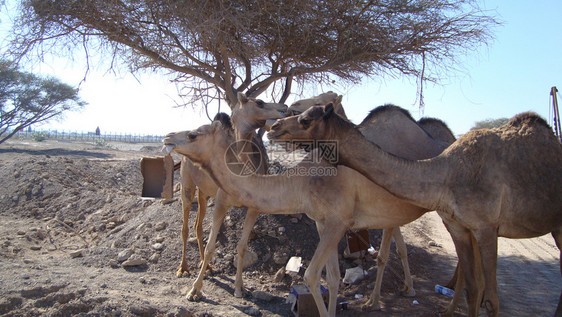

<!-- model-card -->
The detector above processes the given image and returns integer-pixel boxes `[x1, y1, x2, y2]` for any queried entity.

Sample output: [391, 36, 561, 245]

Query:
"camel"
[172, 93, 287, 299]
[253, 97, 454, 310]
[269, 103, 562, 317]
[288, 91, 348, 119]
[289, 92, 456, 146]
[287, 93, 458, 302]
[163, 117, 440, 317]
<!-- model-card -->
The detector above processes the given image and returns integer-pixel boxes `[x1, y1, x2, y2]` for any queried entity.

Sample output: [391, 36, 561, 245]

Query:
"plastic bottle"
[434, 284, 455, 298]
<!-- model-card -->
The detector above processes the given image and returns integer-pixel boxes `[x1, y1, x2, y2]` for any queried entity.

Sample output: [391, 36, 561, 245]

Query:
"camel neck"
[202, 136, 302, 213]
[232, 114, 261, 142]
[233, 124, 269, 174]
[337, 123, 449, 211]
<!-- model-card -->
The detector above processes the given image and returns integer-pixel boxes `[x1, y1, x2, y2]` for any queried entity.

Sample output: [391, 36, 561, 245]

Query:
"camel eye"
[298, 117, 311, 128]
[188, 133, 197, 140]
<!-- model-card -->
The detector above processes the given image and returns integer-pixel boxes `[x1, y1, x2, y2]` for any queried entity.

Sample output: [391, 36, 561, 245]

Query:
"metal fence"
[13, 129, 164, 143]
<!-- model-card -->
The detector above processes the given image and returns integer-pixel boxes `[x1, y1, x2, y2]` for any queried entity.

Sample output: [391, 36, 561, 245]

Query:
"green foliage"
[471, 118, 509, 130]
[31, 131, 49, 142]
[93, 138, 111, 148]
[0, 61, 86, 144]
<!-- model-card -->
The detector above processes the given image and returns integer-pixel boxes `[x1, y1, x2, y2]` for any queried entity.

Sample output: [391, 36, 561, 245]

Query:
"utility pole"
[551, 86, 562, 143]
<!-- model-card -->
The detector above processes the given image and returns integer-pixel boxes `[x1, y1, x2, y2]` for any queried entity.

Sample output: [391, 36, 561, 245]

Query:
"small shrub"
[32, 132, 49, 142]
[94, 138, 113, 148]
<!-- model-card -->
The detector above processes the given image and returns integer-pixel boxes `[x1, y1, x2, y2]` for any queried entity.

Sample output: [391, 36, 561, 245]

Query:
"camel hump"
[417, 117, 456, 144]
[213, 112, 233, 130]
[362, 104, 416, 125]
[418, 117, 448, 127]
[506, 112, 551, 130]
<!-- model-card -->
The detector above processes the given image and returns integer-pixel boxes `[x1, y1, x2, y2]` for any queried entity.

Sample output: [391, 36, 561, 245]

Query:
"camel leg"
[194, 188, 208, 268]
[551, 229, 562, 317]
[445, 264, 459, 289]
[441, 261, 465, 317]
[473, 227, 499, 317]
[363, 227, 394, 311]
[444, 220, 482, 317]
[304, 221, 347, 317]
[177, 170, 195, 278]
[441, 219, 460, 290]
[325, 247, 340, 316]
[187, 190, 230, 301]
[393, 227, 415, 297]
[441, 233, 482, 317]
[314, 222, 341, 316]
[233, 207, 260, 298]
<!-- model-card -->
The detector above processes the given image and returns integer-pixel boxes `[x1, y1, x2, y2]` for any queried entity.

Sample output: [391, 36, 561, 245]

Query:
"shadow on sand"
[0, 147, 113, 159]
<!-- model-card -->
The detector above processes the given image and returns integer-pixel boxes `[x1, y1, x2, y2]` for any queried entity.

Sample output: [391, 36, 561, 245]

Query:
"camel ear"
[334, 95, 343, 107]
[323, 103, 334, 118]
[237, 91, 248, 104]
[210, 120, 223, 131]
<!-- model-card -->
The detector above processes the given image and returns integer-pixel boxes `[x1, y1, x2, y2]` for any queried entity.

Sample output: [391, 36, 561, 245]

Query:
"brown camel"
[285, 94, 458, 307]
[270, 103, 562, 317]
[172, 93, 287, 299]
[164, 119, 435, 317]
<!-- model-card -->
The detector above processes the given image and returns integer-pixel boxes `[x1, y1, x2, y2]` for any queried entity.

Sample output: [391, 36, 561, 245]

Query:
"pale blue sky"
[1, 1, 561, 137]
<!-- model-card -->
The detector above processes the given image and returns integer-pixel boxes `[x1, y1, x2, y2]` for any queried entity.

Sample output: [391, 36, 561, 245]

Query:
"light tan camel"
[164, 120, 435, 317]
[172, 93, 287, 299]
[270, 104, 562, 317]
[288, 91, 348, 118]
[286, 94, 458, 305]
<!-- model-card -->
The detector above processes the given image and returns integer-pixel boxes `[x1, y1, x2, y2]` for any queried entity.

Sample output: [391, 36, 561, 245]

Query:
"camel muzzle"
[162, 134, 179, 154]
[161, 144, 176, 154]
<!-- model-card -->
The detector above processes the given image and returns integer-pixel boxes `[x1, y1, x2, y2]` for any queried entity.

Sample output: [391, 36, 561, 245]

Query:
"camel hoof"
[401, 286, 416, 297]
[176, 267, 190, 278]
[361, 299, 381, 311]
[437, 306, 455, 317]
[186, 288, 203, 302]
[234, 288, 243, 298]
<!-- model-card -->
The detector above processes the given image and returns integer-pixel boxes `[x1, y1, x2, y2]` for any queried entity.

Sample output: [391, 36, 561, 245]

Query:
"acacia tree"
[6, 0, 497, 111]
[0, 61, 86, 144]
[471, 117, 509, 130]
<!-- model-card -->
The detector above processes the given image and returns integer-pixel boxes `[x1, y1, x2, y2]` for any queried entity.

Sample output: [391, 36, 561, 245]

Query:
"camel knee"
[303, 270, 317, 289]
[181, 224, 189, 239]
[181, 188, 193, 205]
[482, 292, 499, 317]
[193, 220, 202, 235]
[236, 242, 247, 257]
[483, 299, 498, 317]
[203, 244, 216, 259]
[396, 245, 408, 259]
[376, 255, 388, 268]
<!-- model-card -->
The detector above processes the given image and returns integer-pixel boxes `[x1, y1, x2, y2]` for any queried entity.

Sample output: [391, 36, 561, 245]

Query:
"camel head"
[232, 92, 288, 132]
[268, 103, 346, 143]
[288, 92, 346, 119]
[163, 116, 234, 167]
